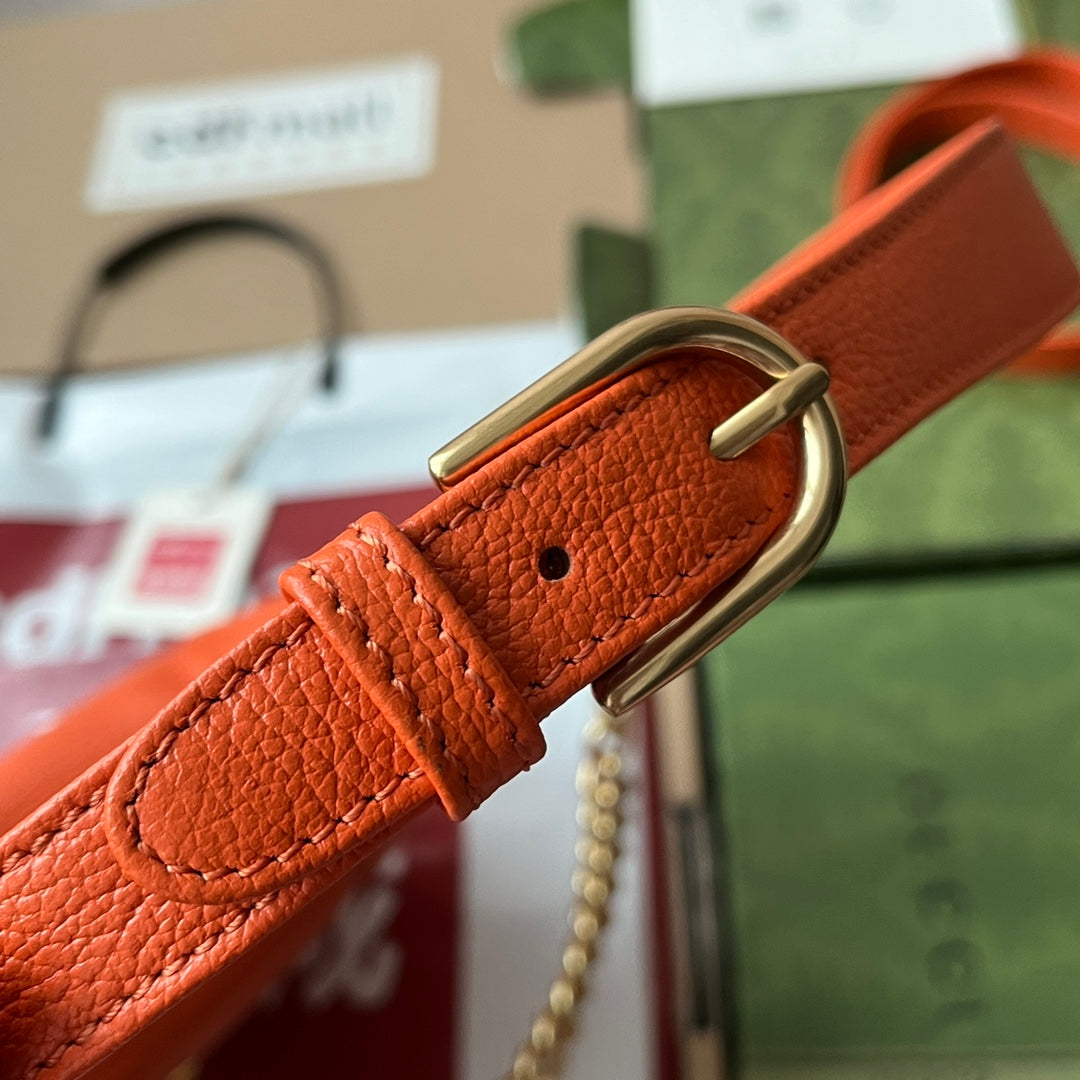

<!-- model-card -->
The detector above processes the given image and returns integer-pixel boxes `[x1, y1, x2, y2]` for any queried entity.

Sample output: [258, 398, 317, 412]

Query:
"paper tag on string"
[95, 487, 272, 640]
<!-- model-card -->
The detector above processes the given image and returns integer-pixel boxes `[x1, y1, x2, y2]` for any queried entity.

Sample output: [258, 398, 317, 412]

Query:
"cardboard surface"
[0, 0, 641, 375]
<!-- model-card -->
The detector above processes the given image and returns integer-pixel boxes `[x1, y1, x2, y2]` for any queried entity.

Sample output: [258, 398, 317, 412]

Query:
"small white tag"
[85, 56, 439, 213]
[95, 487, 272, 640]
[631, 0, 1022, 106]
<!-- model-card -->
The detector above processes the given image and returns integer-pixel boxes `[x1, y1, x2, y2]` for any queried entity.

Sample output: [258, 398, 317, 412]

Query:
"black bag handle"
[40, 211, 344, 440]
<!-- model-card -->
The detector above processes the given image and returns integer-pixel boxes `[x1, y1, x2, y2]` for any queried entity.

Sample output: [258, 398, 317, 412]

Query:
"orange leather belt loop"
[1, 117, 1079, 1079]
[839, 49, 1080, 375]
[279, 511, 546, 822]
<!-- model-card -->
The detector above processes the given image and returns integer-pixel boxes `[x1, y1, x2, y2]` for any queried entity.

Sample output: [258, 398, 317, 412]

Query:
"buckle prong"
[709, 361, 831, 460]
[429, 307, 847, 715]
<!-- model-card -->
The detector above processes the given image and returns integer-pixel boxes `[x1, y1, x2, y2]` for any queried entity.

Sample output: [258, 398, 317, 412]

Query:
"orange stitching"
[746, 130, 1067, 456]
[750, 132, 1001, 328]
[410, 358, 787, 699]
[350, 525, 534, 769]
[126, 492, 780, 878]
[299, 559, 477, 798]
[522, 506, 779, 695]
[0, 788, 279, 1080]
[416, 378, 673, 548]
[414, 139, 1031, 701]
[129, 757, 424, 882]
[123, 518, 539, 881]
[123, 615, 424, 881]
[0, 784, 106, 880]
[26, 892, 280, 1079]
[845, 294, 1077, 456]
[412, 144, 1002, 564]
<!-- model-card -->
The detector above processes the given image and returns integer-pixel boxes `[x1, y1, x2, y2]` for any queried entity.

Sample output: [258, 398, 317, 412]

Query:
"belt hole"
[539, 546, 571, 581]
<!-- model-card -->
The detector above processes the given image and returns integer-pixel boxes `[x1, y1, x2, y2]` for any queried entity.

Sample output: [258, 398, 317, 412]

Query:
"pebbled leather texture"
[103, 350, 796, 906]
[107, 511, 549, 904]
[838, 50, 1080, 374]
[1, 122, 1078, 1080]
[281, 512, 547, 821]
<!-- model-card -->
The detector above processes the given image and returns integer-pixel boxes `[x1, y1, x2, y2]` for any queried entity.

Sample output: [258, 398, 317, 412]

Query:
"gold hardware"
[430, 306, 847, 715]
[503, 706, 626, 1080]
[709, 360, 830, 459]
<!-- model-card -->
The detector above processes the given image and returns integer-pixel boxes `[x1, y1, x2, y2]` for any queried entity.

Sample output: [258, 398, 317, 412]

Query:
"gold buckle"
[429, 306, 847, 715]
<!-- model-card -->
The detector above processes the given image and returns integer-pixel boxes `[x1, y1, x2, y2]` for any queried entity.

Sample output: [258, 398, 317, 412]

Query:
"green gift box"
[700, 378, 1080, 1076]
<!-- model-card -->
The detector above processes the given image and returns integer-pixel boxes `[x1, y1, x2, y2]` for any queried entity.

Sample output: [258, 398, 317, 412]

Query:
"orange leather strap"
[840, 49, 1080, 374]
[1, 122, 1077, 1080]
[278, 511, 546, 823]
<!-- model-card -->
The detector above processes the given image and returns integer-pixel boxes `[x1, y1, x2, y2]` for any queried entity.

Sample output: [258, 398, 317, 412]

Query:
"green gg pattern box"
[700, 377, 1080, 1076]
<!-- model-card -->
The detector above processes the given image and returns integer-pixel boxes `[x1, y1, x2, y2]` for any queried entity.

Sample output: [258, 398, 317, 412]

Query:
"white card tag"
[631, 0, 1022, 106]
[95, 487, 272, 640]
[85, 56, 440, 213]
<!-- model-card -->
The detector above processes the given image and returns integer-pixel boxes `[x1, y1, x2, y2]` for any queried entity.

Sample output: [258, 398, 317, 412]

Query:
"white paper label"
[631, 0, 1021, 106]
[94, 487, 272, 639]
[86, 56, 439, 213]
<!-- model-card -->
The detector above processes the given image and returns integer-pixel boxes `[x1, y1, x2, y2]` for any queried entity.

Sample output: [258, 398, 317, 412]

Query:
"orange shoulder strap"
[840, 49, 1080, 374]
[1, 86, 1078, 1080]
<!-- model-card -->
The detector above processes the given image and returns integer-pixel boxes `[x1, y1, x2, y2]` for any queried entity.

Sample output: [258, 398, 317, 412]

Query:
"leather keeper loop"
[280, 512, 546, 821]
